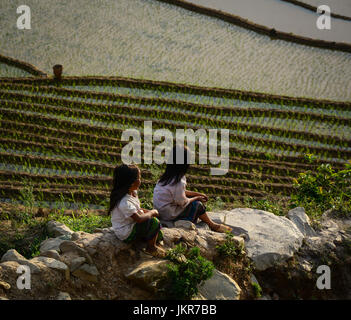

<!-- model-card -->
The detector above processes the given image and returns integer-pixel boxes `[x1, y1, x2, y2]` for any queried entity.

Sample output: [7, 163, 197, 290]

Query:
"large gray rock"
[30, 256, 70, 280]
[72, 264, 100, 283]
[40, 237, 67, 254]
[69, 257, 86, 272]
[39, 250, 61, 261]
[198, 269, 241, 300]
[59, 240, 93, 264]
[288, 207, 316, 237]
[174, 220, 196, 230]
[125, 259, 169, 293]
[47, 220, 74, 238]
[220, 208, 304, 271]
[1, 249, 41, 274]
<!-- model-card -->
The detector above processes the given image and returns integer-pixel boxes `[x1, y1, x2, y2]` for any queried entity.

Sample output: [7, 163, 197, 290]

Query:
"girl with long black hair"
[108, 164, 165, 257]
[153, 145, 232, 233]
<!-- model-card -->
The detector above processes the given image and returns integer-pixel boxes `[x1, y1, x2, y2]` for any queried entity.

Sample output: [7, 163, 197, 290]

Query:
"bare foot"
[210, 223, 232, 233]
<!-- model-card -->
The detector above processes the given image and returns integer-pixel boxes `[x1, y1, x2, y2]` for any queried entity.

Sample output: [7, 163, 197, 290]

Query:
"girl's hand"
[198, 193, 208, 202]
[193, 195, 207, 203]
[149, 209, 159, 217]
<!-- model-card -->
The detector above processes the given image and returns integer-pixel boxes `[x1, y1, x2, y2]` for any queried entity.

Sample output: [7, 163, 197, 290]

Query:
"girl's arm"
[185, 190, 208, 201]
[131, 209, 159, 223]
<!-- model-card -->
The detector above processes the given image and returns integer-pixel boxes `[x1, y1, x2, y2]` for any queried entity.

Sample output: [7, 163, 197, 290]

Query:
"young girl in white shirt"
[153, 146, 232, 233]
[109, 164, 165, 257]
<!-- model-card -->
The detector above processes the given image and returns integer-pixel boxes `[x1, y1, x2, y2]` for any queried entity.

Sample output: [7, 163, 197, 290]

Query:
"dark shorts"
[175, 200, 206, 223]
[123, 217, 163, 243]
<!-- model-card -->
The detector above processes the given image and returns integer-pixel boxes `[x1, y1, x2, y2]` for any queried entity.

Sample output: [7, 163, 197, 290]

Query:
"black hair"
[108, 164, 139, 214]
[158, 145, 190, 186]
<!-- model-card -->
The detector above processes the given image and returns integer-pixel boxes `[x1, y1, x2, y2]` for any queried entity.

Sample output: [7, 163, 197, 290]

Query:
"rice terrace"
[0, 0, 351, 302]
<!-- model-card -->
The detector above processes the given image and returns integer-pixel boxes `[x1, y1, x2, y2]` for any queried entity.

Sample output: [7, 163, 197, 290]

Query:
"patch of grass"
[0, 220, 49, 259]
[242, 195, 287, 216]
[251, 281, 262, 298]
[206, 196, 226, 211]
[49, 211, 111, 233]
[164, 244, 214, 300]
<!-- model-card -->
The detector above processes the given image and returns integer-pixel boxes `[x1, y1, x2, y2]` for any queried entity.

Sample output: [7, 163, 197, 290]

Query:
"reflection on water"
[188, 0, 351, 43]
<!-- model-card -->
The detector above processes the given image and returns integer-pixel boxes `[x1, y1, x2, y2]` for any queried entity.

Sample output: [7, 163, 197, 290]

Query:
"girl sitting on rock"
[108, 164, 165, 257]
[153, 145, 232, 233]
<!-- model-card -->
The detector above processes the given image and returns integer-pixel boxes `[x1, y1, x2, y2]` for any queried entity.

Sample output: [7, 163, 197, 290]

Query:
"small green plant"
[216, 232, 244, 260]
[251, 281, 262, 298]
[18, 182, 36, 218]
[165, 244, 214, 299]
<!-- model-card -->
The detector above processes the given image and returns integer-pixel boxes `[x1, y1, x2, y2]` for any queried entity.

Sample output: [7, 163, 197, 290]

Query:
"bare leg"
[146, 233, 166, 256]
[199, 212, 232, 232]
[146, 233, 158, 251]
[198, 213, 220, 230]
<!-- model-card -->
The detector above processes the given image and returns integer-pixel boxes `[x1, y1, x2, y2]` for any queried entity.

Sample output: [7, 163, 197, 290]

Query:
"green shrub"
[165, 244, 214, 299]
[290, 162, 351, 219]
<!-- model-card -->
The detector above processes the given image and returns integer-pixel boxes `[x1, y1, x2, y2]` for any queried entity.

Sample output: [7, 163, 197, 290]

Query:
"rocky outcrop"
[287, 207, 316, 237]
[197, 269, 241, 300]
[253, 209, 351, 299]
[0, 206, 350, 300]
[207, 208, 304, 271]
[0, 217, 245, 300]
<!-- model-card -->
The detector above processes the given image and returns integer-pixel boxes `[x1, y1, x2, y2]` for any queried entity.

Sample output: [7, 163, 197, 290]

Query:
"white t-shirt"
[153, 176, 190, 221]
[111, 192, 140, 240]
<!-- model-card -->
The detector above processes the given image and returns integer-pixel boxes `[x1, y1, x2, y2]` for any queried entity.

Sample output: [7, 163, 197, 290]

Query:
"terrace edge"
[0, 53, 47, 77]
[1, 74, 350, 107]
[155, 0, 351, 53]
[280, 0, 351, 22]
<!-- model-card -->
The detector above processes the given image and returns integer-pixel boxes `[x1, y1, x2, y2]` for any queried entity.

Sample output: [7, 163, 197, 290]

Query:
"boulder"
[197, 269, 241, 300]
[160, 220, 175, 228]
[39, 237, 67, 254]
[59, 241, 93, 264]
[288, 207, 316, 237]
[69, 257, 86, 272]
[1, 249, 41, 274]
[174, 220, 196, 230]
[72, 264, 99, 283]
[47, 220, 74, 238]
[125, 259, 169, 293]
[39, 250, 61, 261]
[223, 208, 304, 271]
[30, 256, 69, 280]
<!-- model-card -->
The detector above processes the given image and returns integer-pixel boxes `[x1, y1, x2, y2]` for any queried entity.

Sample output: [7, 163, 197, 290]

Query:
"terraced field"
[0, 76, 350, 209]
[1, 0, 351, 101]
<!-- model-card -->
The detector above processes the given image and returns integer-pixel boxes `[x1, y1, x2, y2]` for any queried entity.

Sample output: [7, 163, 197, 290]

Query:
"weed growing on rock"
[216, 232, 244, 260]
[164, 244, 214, 299]
[251, 281, 262, 298]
